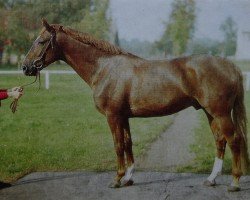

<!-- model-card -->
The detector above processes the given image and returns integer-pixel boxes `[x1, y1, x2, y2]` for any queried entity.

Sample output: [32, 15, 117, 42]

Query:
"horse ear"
[59, 26, 63, 32]
[41, 18, 54, 33]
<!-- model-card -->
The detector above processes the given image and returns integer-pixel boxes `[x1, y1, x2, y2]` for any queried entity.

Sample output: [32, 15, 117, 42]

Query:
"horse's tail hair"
[233, 72, 249, 174]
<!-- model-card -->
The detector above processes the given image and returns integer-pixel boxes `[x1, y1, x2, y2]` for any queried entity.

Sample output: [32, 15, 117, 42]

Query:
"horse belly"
[129, 87, 192, 117]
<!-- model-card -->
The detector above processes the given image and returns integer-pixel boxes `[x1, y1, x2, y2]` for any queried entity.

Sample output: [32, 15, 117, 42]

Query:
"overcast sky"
[110, 0, 250, 42]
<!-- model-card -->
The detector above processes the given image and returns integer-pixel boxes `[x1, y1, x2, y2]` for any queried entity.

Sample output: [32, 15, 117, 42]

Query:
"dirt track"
[137, 107, 198, 171]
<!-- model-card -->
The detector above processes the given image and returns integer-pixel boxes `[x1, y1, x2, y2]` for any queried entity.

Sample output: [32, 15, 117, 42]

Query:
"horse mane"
[56, 25, 137, 57]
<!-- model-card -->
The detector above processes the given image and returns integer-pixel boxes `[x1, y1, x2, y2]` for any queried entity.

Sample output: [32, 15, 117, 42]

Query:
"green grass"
[179, 92, 250, 174]
[0, 73, 171, 182]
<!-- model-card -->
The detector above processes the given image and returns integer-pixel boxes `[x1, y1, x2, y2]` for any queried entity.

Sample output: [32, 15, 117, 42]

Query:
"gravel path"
[136, 107, 199, 171]
[1, 171, 250, 200]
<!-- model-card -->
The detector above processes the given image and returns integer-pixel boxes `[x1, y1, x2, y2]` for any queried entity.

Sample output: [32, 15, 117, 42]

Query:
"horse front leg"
[107, 114, 126, 188]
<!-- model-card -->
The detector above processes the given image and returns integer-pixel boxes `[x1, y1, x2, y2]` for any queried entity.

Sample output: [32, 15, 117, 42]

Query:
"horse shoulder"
[92, 59, 135, 114]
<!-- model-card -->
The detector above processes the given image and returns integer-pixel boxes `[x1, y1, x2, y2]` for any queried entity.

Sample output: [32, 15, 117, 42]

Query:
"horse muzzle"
[22, 65, 39, 76]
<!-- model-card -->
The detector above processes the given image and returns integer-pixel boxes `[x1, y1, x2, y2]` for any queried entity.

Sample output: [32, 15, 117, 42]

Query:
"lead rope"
[10, 72, 41, 113]
[9, 87, 23, 113]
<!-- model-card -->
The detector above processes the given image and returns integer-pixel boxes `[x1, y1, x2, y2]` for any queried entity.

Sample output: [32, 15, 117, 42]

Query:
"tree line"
[0, 0, 110, 65]
[155, 0, 237, 58]
[121, 0, 237, 59]
[0, 0, 238, 65]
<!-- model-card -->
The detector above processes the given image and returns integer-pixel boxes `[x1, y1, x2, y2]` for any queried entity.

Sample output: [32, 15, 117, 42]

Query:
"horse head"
[22, 19, 62, 76]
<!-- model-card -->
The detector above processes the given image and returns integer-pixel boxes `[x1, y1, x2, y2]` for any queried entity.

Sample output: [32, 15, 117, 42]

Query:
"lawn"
[0, 72, 172, 182]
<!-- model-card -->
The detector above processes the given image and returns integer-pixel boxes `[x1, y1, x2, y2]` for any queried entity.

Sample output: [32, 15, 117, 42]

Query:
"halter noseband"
[32, 31, 56, 71]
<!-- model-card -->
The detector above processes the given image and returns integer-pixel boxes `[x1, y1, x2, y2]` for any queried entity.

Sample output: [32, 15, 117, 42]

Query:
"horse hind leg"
[208, 115, 243, 191]
[221, 116, 243, 192]
[120, 118, 135, 186]
[204, 112, 226, 186]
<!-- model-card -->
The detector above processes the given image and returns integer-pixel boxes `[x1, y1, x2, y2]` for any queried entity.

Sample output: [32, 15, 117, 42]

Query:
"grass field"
[180, 92, 250, 174]
[0, 72, 171, 182]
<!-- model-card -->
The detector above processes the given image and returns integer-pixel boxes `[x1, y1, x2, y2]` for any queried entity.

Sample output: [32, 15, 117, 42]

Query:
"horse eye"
[38, 38, 49, 45]
[38, 40, 46, 45]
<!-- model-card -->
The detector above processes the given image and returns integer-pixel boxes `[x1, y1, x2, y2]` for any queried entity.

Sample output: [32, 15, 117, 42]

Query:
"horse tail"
[232, 71, 249, 174]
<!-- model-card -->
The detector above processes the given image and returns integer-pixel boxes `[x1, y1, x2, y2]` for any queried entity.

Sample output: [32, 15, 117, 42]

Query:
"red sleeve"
[0, 91, 8, 100]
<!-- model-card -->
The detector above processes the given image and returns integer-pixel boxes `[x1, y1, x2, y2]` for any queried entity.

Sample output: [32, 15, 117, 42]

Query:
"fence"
[0, 70, 76, 89]
[1, 70, 250, 91]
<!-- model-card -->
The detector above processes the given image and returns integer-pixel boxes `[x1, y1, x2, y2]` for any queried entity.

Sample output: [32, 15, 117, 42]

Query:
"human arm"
[0, 89, 8, 100]
[0, 86, 23, 102]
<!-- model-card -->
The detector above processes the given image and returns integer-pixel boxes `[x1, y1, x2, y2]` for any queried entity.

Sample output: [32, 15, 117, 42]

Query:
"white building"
[235, 4, 250, 60]
[235, 30, 250, 60]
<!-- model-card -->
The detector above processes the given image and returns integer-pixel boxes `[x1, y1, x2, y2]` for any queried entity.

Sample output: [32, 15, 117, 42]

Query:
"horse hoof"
[203, 180, 216, 186]
[121, 176, 134, 187]
[124, 179, 134, 187]
[228, 185, 240, 192]
[108, 180, 121, 188]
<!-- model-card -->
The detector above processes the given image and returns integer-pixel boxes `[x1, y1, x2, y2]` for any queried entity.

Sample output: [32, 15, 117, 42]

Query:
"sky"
[110, 0, 250, 42]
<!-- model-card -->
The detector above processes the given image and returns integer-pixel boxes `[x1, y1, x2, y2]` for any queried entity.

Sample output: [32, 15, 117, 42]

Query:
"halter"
[32, 31, 56, 71]
[10, 32, 56, 113]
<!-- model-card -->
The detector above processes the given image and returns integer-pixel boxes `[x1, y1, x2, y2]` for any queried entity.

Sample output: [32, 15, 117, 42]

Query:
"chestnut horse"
[22, 19, 249, 191]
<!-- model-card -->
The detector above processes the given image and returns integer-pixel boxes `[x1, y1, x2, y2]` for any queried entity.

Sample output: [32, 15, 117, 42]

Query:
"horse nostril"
[22, 65, 27, 71]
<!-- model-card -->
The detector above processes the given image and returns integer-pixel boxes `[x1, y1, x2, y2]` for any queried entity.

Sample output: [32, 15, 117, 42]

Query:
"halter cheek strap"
[32, 32, 56, 70]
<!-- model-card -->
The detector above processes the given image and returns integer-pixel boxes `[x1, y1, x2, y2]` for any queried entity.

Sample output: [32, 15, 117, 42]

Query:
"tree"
[220, 16, 237, 56]
[72, 0, 110, 40]
[114, 31, 120, 47]
[0, 9, 7, 64]
[0, 1, 13, 64]
[189, 38, 223, 55]
[5, 8, 31, 57]
[120, 38, 155, 58]
[154, 27, 173, 57]
[156, 0, 196, 56]
[0, 0, 111, 65]
[30, 0, 90, 25]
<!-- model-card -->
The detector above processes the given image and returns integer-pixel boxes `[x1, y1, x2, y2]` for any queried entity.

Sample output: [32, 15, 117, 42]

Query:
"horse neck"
[59, 34, 107, 86]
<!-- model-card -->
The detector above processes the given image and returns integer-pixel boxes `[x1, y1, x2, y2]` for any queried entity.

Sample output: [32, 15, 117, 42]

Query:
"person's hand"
[7, 87, 23, 99]
[9, 87, 21, 92]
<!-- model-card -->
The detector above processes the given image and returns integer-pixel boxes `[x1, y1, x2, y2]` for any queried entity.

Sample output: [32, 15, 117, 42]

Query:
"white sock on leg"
[121, 164, 134, 185]
[207, 157, 223, 183]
